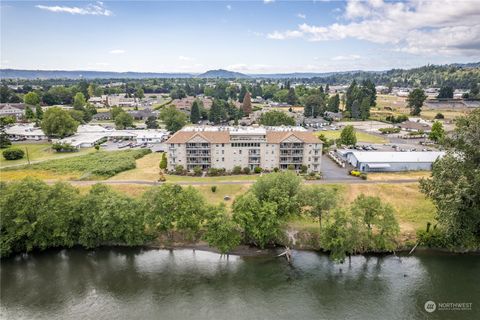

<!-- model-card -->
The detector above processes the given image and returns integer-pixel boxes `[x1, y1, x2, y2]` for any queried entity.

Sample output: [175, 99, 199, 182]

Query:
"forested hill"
[306, 63, 480, 88]
[1, 63, 479, 88]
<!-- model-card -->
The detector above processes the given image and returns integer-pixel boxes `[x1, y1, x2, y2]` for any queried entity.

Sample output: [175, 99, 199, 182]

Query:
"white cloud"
[36, 2, 112, 16]
[263, 0, 275, 4]
[267, 0, 480, 56]
[178, 55, 194, 61]
[226, 4, 232, 11]
[297, 13, 306, 19]
[109, 49, 125, 54]
[331, 54, 361, 61]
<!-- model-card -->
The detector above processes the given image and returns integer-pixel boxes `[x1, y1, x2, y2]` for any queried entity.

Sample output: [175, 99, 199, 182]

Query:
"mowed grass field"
[0, 143, 94, 168]
[316, 130, 387, 144]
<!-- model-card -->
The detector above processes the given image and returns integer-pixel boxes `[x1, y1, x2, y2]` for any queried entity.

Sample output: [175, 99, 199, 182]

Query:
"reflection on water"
[1, 248, 479, 320]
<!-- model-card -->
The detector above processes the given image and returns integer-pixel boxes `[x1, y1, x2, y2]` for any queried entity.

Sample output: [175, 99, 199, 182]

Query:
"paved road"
[320, 155, 358, 181]
[47, 178, 420, 187]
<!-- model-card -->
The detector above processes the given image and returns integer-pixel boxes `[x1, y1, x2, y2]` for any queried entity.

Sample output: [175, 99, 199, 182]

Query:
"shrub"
[287, 164, 295, 171]
[254, 166, 262, 174]
[360, 173, 368, 180]
[273, 167, 279, 172]
[94, 145, 100, 151]
[2, 148, 25, 160]
[232, 166, 242, 175]
[434, 113, 445, 119]
[386, 114, 409, 123]
[175, 165, 185, 175]
[211, 185, 217, 193]
[193, 166, 202, 176]
[378, 127, 401, 134]
[243, 167, 251, 174]
[52, 142, 78, 152]
[300, 165, 308, 174]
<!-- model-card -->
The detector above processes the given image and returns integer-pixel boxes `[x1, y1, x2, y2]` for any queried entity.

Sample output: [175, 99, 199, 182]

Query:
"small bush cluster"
[207, 167, 226, 176]
[52, 142, 78, 152]
[386, 114, 409, 123]
[378, 127, 401, 134]
[2, 148, 25, 160]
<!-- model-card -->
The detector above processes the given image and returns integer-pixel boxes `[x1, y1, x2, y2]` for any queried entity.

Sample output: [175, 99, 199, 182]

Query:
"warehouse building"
[166, 126, 322, 172]
[339, 150, 445, 172]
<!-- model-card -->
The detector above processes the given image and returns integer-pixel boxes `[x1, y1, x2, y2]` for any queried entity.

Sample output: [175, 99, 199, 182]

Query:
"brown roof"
[166, 131, 230, 144]
[266, 131, 320, 144]
[167, 129, 319, 144]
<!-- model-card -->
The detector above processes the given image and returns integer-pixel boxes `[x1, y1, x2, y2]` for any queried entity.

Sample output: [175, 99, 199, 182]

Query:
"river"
[1, 248, 479, 319]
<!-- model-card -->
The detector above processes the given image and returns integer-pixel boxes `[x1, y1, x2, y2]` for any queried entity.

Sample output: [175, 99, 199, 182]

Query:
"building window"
[239, 150, 242, 154]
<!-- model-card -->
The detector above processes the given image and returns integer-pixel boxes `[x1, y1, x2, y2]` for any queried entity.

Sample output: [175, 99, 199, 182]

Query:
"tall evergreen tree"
[190, 99, 201, 123]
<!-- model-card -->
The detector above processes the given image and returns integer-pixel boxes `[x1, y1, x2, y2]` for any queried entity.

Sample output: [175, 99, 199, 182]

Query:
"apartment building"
[166, 126, 322, 173]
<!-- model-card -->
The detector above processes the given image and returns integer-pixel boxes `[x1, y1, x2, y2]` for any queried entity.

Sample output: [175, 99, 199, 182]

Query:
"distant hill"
[0, 69, 194, 79]
[196, 69, 250, 78]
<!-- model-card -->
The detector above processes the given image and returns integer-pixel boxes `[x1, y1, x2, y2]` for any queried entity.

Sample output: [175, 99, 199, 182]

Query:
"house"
[127, 109, 159, 121]
[324, 111, 343, 121]
[397, 121, 432, 132]
[339, 150, 445, 172]
[92, 112, 112, 121]
[166, 126, 322, 172]
[5, 124, 47, 140]
[0, 103, 26, 119]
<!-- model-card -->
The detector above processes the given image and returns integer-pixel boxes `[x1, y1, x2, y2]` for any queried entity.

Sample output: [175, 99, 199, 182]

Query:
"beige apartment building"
[166, 126, 322, 173]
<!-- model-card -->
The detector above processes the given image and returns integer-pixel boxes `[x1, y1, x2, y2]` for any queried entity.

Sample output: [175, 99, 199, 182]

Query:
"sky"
[1, 0, 479, 73]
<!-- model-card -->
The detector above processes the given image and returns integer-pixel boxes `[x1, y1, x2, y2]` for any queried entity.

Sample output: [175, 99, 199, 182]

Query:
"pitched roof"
[0, 103, 26, 110]
[266, 131, 320, 143]
[166, 131, 230, 144]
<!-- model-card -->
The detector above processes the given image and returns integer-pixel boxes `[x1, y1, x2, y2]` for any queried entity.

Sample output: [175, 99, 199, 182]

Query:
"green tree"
[437, 86, 454, 99]
[350, 194, 399, 250]
[259, 110, 295, 126]
[429, 121, 445, 143]
[407, 88, 427, 116]
[160, 105, 187, 132]
[251, 171, 302, 218]
[110, 106, 124, 120]
[286, 87, 297, 105]
[203, 205, 241, 254]
[145, 115, 158, 129]
[339, 125, 357, 146]
[115, 112, 134, 129]
[24, 106, 35, 120]
[35, 105, 44, 120]
[299, 186, 339, 230]
[78, 184, 145, 248]
[327, 94, 340, 112]
[232, 193, 281, 248]
[68, 110, 86, 124]
[73, 92, 86, 108]
[420, 110, 480, 248]
[135, 88, 145, 99]
[24, 91, 41, 106]
[190, 99, 201, 123]
[303, 94, 325, 118]
[41, 107, 79, 138]
[159, 152, 167, 170]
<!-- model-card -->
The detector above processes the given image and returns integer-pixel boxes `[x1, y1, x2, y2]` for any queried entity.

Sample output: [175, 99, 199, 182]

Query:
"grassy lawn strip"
[316, 130, 387, 144]
[0, 143, 94, 168]
[367, 171, 431, 181]
[2, 149, 152, 179]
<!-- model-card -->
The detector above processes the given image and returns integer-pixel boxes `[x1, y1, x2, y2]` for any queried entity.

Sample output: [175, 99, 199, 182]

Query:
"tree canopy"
[41, 107, 79, 138]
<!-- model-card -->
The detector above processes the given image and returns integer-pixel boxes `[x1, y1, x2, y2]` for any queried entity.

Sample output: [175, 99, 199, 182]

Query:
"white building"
[0, 103, 26, 119]
[166, 126, 322, 172]
[5, 124, 47, 140]
[339, 150, 445, 172]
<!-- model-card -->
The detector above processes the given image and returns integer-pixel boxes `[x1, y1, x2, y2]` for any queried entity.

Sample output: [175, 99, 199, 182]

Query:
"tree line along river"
[1, 248, 479, 320]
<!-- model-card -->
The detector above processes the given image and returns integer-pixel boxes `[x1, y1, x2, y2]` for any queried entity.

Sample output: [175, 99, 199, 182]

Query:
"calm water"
[1, 248, 479, 320]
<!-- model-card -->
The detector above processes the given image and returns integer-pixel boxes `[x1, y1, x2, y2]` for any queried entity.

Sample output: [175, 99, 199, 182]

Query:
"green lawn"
[316, 130, 387, 144]
[0, 143, 94, 168]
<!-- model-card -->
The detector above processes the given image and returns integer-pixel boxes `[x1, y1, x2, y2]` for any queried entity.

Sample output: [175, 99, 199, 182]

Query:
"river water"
[1, 248, 479, 320]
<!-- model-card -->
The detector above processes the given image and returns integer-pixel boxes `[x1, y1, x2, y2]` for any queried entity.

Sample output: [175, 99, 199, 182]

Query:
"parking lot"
[99, 140, 166, 152]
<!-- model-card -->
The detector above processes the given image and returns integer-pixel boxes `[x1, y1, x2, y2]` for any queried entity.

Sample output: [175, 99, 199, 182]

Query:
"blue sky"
[1, 0, 479, 73]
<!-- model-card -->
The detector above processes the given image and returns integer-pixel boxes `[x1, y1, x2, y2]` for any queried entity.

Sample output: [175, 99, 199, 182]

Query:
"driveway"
[321, 155, 358, 181]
